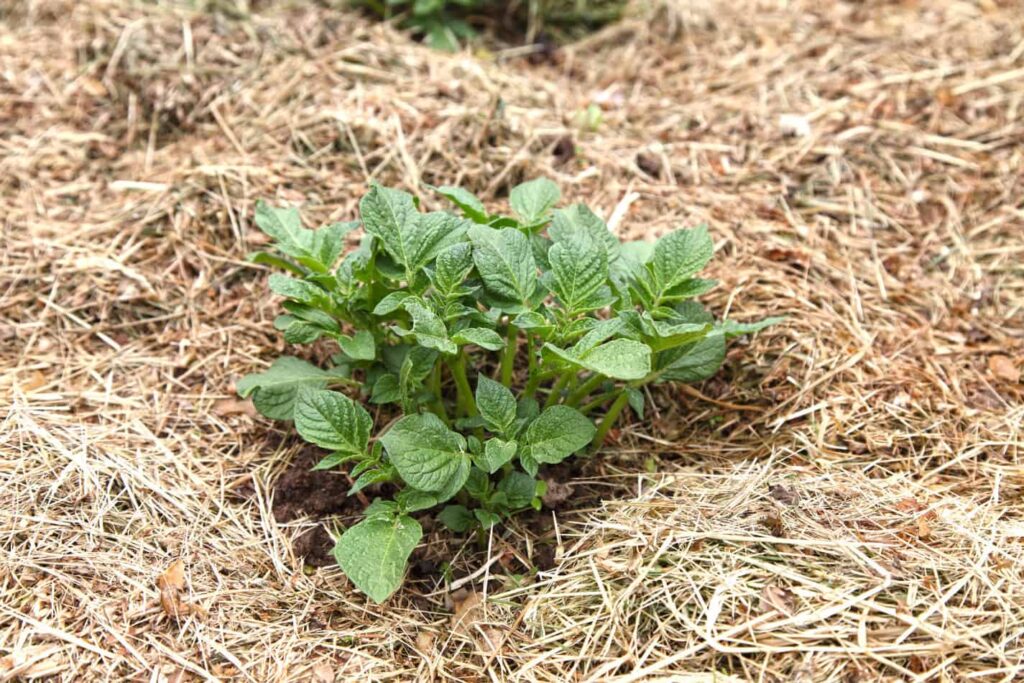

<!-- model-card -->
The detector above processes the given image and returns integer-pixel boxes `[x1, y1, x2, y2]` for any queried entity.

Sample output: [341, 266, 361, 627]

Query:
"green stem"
[544, 372, 572, 409]
[579, 389, 621, 414]
[591, 391, 630, 451]
[429, 363, 449, 424]
[524, 367, 559, 398]
[500, 324, 519, 387]
[523, 332, 538, 398]
[448, 352, 477, 417]
[565, 373, 606, 407]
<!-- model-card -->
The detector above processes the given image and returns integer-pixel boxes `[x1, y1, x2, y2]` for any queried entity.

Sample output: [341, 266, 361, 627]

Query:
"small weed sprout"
[238, 179, 780, 602]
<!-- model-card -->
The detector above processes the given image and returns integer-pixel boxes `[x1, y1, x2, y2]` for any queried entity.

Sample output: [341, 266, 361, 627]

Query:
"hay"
[1, 0, 1022, 680]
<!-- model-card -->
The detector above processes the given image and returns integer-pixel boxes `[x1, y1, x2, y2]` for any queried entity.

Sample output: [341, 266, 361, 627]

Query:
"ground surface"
[2, 0, 1023, 681]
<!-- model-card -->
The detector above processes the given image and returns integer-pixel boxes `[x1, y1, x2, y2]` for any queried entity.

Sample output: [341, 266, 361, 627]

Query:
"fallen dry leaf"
[759, 585, 796, 616]
[988, 355, 1020, 383]
[0, 645, 67, 679]
[156, 559, 206, 620]
[212, 397, 258, 418]
[541, 479, 575, 508]
[311, 661, 335, 683]
[449, 589, 502, 654]
[415, 630, 436, 654]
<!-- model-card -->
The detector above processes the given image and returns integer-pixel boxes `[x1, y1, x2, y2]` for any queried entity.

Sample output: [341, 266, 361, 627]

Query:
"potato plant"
[238, 178, 779, 602]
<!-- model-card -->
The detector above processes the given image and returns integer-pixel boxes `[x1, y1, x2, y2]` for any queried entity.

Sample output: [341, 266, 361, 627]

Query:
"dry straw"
[1, 0, 1021, 680]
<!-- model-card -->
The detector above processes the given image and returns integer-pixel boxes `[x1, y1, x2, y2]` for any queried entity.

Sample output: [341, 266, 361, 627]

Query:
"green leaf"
[547, 229, 609, 314]
[401, 302, 457, 355]
[657, 335, 725, 383]
[283, 321, 324, 344]
[464, 467, 491, 500]
[438, 505, 475, 532]
[237, 356, 349, 420]
[468, 225, 537, 306]
[360, 186, 467, 277]
[247, 250, 305, 276]
[478, 438, 517, 474]
[254, 201, 351, 272]
[542, 339, 652, 381]
[522, 405, 595, 465]
[268, 274, 328, 306]
[373, 291, 413, 316]
[474, 509, 502, 529]
[312, 451, 363, 471]
[370, 374, 401, 404]
[550, 204, 619, 262]
[334, 515, 422, 603]
[293, 387, 372, 454]
[498, 471, 537, 509]
[381, 413, 470, 498]
[649, 226, 714, 296]
[395, 489, 438, 513]
[475, 376, 516, 434]
[452, 327, 505, 351]
[338, 330, 376, 361]
[510, 178, 560, 226]
[350, 468, 392, 495]
[432, 242, 475, 297]
[626, 387, 645, 417]
[435, 185, 488, 223]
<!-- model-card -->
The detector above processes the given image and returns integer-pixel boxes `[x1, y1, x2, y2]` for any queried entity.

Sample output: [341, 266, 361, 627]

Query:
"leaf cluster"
[238, 178, 780, 602]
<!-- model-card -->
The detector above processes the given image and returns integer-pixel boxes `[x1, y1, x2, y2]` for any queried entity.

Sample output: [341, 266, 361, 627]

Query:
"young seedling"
[238, 178, 780, 602]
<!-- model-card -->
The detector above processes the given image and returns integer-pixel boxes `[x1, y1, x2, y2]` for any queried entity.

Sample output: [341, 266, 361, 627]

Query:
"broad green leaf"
[464, 467, 491, 500]
[350, 468, 392, 495]
[312, 451, 363, 471]
[547, 230, 609, 314]
[512, 311, 553, 335]
[468, 225, 536, 305]
[293, 387, 372, 454]
[395, 489, 438, 513]
[247, 250, 304, 276]
[381, 413, 470, 497]
[283, 321, 324, 344]
[268, 274, 328, 307]
[435, 185, 488, 223]
[373, 291, 412, 316]
[452, 327, 505, 351]
[543, 339, 652, 381]
[649, 226, 713, 296]
[360, 187, 466, 277]
[364, 499, 400, 521]
[438, 505, 475, 532]
[254, 202, 352, 272]
[401, 302, 457, 355]
[550, 204, 619, 262]
[656, 334, 725, 383]
[522, 405, 595, 465]
[510, 178, 560, 226]
[237, 356, 349, 420]
[626, 387, 645, 417]
[338, 330, 376, 361]
[281, 301, 339, 330]
[661, 278, 717, 302]
[498, 471, 537, 509]
[474, 509, 501, 529]
[478, 438, 517, 473]
[370, 374, 401, 404]
[432, 242, 475, 297]
[334, 515, 422, 603]
[475, 376, 516, 434]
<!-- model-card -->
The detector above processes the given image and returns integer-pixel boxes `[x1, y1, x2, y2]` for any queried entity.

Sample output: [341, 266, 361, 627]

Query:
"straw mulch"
[2, 0, 1022, 680]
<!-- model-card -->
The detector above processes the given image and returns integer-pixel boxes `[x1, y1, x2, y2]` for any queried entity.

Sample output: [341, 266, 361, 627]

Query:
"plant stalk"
[544, 372, 572, 409]
[500, 323, 519, 387]
[448, 352, 477, 417]
[565, 373, 606, 407]
[591, 390, 630, 451]
[429, 363, 449, 424]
